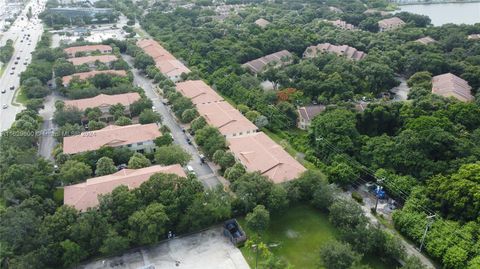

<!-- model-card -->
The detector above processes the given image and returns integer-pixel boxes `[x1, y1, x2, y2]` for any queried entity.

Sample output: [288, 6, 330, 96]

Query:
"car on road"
[186, 165, 195, 175]
[186, 137, 192, 145]
[14, 61, 18, 64]
[10, 86, 14, 90]
[1, 89, 6, 94]
[16, 56, 20, 60]
[2, 104, 8, 109]
[10, 71, 14, 75]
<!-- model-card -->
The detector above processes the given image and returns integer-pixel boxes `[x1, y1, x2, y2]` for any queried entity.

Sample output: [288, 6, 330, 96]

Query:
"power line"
[314, 135, 475, 247]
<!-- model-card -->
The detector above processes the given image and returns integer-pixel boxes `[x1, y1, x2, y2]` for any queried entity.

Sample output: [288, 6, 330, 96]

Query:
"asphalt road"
[122, 55, 221, 189]
[38, 92, 63, 160]
[0, 0, 47, 132]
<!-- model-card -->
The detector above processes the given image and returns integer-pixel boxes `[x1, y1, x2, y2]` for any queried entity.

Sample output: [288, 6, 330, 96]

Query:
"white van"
[186, 165, 195, 175]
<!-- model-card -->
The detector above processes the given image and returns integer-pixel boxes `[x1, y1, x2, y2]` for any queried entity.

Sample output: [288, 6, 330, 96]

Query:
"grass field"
[14, 86, 28, 105]
[240, 204, 396, 269]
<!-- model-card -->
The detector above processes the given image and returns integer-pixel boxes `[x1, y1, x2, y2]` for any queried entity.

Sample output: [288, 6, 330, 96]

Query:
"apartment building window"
[137, 142, 143, 146]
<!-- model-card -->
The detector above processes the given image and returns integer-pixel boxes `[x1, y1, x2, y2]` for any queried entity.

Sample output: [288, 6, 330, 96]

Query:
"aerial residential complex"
[63, 92, 141, 121]
[63, 123, 161, 155]
[304, 43, 367, 61]
[62, 69, 127, 86]
[64, 44, 113, 57]
[136, 39, 190, 81]
[64, 164, 186, 211]
[431, 73, 474, 102]
[67, 54, 118, 66]
[242, 50, 293, 74]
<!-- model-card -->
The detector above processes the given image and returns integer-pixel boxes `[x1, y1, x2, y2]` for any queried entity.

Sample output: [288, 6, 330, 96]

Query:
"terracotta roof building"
[468, 34, 480, 40]
[364, 9, 389, 16]
[227, 132, 306, 183]
[64, 164, 186, 211]
[175, 80, 224, 105]
[197, 101, 258, 138]
[378, 17, 405, 32]
[64, 44, 112, 58]
[415, 36, 436, 45]
[297, 105, 326, 130]
[254, 18, 270, 28]
[242, 50, 293, 74]
[67, 55, 118, 66]
[136, 39, 190, 82]
[63, 92, 141, 120]
[328, 20, 355, 30]
[431, 73, 474, 102]
[328, 6, 343, 13]
[63, 123, 161, 155]
[304, 43, 367, 61]
[62, 70, 127, 86]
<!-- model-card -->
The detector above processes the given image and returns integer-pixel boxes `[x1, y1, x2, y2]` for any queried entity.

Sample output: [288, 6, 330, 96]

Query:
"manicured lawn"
[14, 87, 28, 105]
[239, 204, 395, 269]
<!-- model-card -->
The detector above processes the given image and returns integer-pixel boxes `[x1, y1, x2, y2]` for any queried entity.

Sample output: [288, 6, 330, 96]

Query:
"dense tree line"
[0, 39, 14, 63]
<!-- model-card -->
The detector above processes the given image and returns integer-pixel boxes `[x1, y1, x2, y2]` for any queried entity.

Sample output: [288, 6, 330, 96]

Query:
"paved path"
[80, 226, 250, 269]
[38, 92, 64, 160]
[123, 55, 221, 189]
[343, 188, 437, 268]
[391, 76, 410, 101]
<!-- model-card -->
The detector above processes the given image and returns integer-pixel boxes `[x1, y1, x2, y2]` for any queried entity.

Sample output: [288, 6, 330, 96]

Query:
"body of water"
[399, 2, 480, 26]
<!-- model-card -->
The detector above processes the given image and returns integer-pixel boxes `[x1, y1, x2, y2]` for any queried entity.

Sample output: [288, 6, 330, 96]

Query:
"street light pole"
[419, 214, 436, 252]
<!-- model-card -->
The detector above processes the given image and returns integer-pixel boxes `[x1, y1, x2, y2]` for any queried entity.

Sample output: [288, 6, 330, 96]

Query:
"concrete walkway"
[80, 226, 250, 269]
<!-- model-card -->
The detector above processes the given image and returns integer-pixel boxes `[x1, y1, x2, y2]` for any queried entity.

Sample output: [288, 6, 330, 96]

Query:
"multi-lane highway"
[0, 0, 46, 132]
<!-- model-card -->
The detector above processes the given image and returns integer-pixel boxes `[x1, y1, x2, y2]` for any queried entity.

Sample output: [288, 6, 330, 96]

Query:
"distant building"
[62, 70, 126, 86]
[354, 101, 369, 112]
[468, 34, 480, 40]
[63, 123, 161, 155]
[415, 36, 436, 45]
[328, 19, 355, 30]
[328, 6, 343, 13]
[297, 105, 326, 130]
[67, 54, 117, 67]
[64, 164, 186, 211]
[431, 73, 474, 102]
[64, 44, 113, 58]
[378, 17, 405, 32]
[136, 39, 190, 82]
[364, 9, 389, 16]
[48, 7, 113, 18]
[242, 50, 293, 74]
[254, 18, 270, 28]
[175, 80, 224, 105]
[304, 43, 367, 61]
[63, 92, 140, 121]
[227, 132, 306, 183]
[197, 101, 258, 138]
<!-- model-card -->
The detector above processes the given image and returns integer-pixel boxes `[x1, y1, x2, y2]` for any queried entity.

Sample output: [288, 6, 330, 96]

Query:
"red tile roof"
[197, 101, 258, 137]
[378, 17, 405, 30]
[64, 92, 141, 111]
[62, 70, 127, 85]
[64, 164, 186, 211]
[227, 132, 306, 183]
[415, 36, 436, 45]
[242, 50, 293, 73]
[136, 39, 190, 78]
[64, 44, 112, 57]
[175, 80, 224, 105]
[67, 55, 118, 66]
[304, 43, 366, 61]
[297, 105, 326, 121]
[63, 124, 161, 154]
[432, 73, 474, 102]
[255, 18, 270, 28]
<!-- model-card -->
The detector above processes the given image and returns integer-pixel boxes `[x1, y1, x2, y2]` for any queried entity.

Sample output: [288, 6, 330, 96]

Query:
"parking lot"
[79, 226, 250, 269]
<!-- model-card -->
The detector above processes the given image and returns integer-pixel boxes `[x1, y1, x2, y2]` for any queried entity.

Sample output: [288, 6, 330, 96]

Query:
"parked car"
[2, 104, 8, 109]
[223, 219, 246, 246]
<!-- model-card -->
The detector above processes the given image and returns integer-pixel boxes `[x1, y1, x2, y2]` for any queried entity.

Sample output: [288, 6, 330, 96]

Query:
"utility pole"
[419, 214, 436, 252]
[252, 244, 259, 269]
